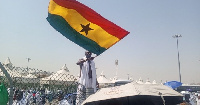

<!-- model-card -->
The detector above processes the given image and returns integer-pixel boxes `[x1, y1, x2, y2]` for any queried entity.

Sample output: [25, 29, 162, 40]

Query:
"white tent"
[0, 68, 22, 78]
[82, 82, 183, 105]
[1, 58, 38, 84]
[145, 79, 151, 84]
[1, 58, 32, 84]
[97, 71, 114, 88]
[136, 77, 144, 84]
[0, 58, 21, 77]
[23, 74, 37, 78]
[152, 80, 157, 84]
[0, 67, 28, 85]
[20, 73, 40, 84]
[4, 57, 13, 68]
[41, 64, 76, 85]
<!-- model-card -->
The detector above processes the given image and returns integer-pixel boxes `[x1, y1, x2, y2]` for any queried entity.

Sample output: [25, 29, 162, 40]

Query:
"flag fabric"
[0, 83, 9, 105]
[47, 0, 130, 55]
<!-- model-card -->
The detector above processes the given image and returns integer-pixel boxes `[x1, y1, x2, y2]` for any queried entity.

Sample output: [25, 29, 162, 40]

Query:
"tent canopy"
[41, 64, 75, 81]
[164, 81, 182, 89]
[97, 71, 112, 84]
[82, 82, 183, 105]
[22, 74, 37, 78]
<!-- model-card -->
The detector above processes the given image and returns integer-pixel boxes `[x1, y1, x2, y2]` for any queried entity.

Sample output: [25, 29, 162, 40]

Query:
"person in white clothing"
[76, 51, 97, 92]
[76, 51, 97, 105]
[196, 94, 200, 105]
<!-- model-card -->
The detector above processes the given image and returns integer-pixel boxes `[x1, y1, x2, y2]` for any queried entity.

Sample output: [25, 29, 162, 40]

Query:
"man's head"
[85, 51, 92, 58]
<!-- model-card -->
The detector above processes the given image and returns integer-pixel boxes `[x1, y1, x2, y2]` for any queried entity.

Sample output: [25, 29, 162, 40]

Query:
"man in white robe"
[76, 51, 97, 92]
[76, 51, 97, 105]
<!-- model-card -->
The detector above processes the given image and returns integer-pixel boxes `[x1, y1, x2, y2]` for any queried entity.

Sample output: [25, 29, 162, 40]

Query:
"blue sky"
[0, 0, 200, 84]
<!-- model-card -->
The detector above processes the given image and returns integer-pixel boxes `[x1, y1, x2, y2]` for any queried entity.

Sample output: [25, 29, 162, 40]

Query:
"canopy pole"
[0, 62, 13, 105]
[159, 92, 165, 105]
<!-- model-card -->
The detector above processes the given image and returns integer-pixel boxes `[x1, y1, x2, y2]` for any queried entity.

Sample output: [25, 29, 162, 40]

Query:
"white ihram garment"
[79, 57, 96, 92]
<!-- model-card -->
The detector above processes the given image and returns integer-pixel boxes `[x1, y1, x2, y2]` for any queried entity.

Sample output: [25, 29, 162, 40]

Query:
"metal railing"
[0, 63, 85, 105]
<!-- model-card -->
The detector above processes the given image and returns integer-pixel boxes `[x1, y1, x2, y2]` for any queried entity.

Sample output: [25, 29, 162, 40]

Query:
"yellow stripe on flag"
[48, 0, 120, 49]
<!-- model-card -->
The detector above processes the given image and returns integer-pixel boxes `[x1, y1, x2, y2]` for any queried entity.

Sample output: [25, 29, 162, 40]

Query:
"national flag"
[47, 0, 130, 55]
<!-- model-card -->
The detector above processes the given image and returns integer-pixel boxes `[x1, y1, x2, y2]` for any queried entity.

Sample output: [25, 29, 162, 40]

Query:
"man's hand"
[76, 59, 85, 65]
[76, 56, 95, 65]
[89, 57, 95, 60]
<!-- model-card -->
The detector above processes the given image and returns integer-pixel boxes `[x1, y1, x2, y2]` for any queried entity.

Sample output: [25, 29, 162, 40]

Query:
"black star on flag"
[80, 23, 94, 35]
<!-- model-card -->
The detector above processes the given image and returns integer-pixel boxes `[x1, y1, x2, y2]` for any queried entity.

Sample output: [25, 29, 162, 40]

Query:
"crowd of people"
[180, 91, 200, 105]
[6, 88, 79, 105]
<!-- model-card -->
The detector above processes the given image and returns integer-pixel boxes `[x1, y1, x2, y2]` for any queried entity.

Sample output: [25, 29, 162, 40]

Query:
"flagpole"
[26, 58, 31, 72]
[115, 59, 118, 80]
[172, 34, 182, 83]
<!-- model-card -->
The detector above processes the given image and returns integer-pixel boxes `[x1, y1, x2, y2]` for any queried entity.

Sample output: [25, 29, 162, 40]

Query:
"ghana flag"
[47, 0, 129, 55]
